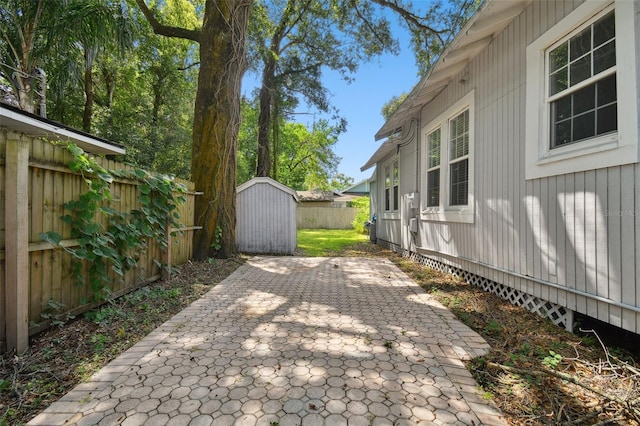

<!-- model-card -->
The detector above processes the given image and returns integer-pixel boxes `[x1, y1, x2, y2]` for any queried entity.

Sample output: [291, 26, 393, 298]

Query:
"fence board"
[0, 131, 197, 352]
[297, 207, 357, 229]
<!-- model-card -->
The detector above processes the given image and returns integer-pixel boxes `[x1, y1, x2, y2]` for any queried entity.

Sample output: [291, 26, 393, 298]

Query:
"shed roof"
[296, 189, 339, 202]
[373, 0, 530, 141]
[0, 103, 125, 155]
[237, 177, 299, 201]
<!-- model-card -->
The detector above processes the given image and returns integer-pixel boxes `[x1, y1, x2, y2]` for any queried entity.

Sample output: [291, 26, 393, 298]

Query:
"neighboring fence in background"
[0, 131, 197, 353]
[297, 207, 357, 229]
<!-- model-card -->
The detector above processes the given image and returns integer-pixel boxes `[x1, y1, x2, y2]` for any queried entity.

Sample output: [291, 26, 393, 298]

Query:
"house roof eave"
[0, 103, 125, 155]
[374, 0, 530, 141]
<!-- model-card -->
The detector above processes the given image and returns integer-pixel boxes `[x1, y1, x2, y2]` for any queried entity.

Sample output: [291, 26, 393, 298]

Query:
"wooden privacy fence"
[0, 131, 197, 353]
[297, 207, 357, 229]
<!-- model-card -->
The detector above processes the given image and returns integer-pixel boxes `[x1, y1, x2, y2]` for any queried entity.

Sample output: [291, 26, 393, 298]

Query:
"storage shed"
[236, 177, 299, 255]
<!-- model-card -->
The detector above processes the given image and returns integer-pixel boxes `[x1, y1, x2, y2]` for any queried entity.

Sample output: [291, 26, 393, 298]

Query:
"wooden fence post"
[5, 137, 30, 353]
[162, 218, 172, 281]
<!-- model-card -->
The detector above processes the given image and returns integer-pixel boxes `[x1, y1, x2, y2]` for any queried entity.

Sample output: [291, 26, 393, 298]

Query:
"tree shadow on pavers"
[144, 256, 502, 425]
[26, 256, 505, 426]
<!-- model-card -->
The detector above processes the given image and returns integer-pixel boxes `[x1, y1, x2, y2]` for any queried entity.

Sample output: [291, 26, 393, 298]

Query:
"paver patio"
[28, 256, 507, 426]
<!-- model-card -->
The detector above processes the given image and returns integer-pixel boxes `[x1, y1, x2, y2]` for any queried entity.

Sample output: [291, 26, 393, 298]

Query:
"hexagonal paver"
[26, 257, 507, 426]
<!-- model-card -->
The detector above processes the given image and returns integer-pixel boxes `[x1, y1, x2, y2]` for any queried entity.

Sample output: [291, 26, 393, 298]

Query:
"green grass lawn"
[297, 229, 369, 256]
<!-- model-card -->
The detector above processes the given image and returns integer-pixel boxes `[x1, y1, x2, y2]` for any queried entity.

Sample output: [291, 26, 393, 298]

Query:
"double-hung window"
[384, 165, 391, 211]
[449, 110, 469, 206]
[384, 160, 399, 212]
[392, 160, 399, 211]
[422, 90, 474, 223]
[426, 129, 441, 207]
[525, 1, 638, 179]
[548, 10, 616, 149]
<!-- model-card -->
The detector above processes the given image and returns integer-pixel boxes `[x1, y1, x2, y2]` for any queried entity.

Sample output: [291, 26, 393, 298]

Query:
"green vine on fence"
[40, 142, 187, 302]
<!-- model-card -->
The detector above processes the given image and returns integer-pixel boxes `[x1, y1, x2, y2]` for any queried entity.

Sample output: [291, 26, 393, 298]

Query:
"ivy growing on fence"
[40, 142, 187, 301]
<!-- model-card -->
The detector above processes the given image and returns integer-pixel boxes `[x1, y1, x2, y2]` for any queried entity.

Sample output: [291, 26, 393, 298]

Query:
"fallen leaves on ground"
[1, 245, 639, 426]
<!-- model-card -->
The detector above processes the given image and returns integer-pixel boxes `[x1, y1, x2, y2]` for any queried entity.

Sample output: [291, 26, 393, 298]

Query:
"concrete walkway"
[29, 257, 507, 426]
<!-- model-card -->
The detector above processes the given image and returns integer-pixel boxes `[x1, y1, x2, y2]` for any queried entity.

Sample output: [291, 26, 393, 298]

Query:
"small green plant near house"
[39, 299, 75, 327]
[542, 350, 563, 370]
[211, 225, 223, 251]
[350, 196, 370, 234]
[40, 142, 187, 303]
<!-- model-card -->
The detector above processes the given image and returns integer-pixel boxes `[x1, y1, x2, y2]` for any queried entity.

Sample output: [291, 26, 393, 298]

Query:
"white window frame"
[421, 90, 475, 223]
[525, 0, 639, 180]
[425, 128, 441, 207]
[392, 159, 399, 211]
[383, 157, 400, 215]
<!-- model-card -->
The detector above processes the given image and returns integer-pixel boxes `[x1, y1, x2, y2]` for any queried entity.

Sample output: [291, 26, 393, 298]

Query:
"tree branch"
[178, 62, 200, 71]
[487, 362, 636, 410]
[370, 0, 448, 44]
[135, 0, 201, 43]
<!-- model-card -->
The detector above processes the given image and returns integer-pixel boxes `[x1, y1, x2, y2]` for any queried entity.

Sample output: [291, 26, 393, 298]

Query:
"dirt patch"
[392, 255, 640, 426]
[1, 245, 639, 425]
[0, 257, 244, 425]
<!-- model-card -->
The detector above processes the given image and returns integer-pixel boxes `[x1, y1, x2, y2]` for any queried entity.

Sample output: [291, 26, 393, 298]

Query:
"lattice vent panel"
[378, 240, 571, 329]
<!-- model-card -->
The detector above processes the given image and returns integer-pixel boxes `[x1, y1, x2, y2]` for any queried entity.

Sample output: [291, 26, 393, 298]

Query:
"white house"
[362, 0, 640, 334]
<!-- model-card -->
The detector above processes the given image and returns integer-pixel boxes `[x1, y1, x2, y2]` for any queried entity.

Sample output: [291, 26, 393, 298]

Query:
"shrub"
[350, 196, 370, 234]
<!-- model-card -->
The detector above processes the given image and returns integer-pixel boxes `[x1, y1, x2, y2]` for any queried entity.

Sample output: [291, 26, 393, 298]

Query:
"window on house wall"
[548, 10, 616, 149]
[525, 1, 638, 180]
[392, 160, 399, 210]
[383, 160, 399, 212]
[421, 90, 474, 223]
[449, 110, 469, 206]
[384, 166, 391, 211]
[426, 129, 441, 207]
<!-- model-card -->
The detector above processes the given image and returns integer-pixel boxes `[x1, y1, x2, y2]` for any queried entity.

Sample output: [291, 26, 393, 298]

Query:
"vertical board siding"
[236, 182, 297, 255]
[408, 0, 640, 333]
[297, 207, 357, 230]
[0, 132, 196, 347]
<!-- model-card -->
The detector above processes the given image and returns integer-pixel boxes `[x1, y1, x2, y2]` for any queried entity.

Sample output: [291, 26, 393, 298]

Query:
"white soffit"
[0, 103, 125, 155]
[375, 0, 530, 140]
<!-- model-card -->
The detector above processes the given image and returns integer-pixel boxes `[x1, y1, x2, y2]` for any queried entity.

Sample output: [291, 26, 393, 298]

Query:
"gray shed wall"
[236, 182, 297, 255]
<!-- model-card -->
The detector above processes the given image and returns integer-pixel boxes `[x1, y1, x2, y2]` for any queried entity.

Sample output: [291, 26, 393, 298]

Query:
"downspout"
[414, 118, 420, 192]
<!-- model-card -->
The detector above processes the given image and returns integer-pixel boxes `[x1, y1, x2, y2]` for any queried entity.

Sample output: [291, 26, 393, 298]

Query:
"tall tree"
[276, 118, 341, 191]
[0, 0, 132, 121]
[0, 0, 52, 113]
[237, 95, 259, 185]
[136, 0, 251, 259]
[249, 0, 397, 178]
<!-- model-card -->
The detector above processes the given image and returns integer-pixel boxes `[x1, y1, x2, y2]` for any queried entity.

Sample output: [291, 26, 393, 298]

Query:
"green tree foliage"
[371, 0, 481, 75]
[0, 0, 132, 120]
[330, 173, 355, 192]
[381, 93, 408, 121]
[2, 0, 476, 259]
[94, 0, 198, 178]
[249, 0, 398, 177]
[277, 119, 340, 190]
[350, 196, 370, 234]
[238, 95, 346, 191]
[237, 96, 259, 185]
[136, 0, 251, 259]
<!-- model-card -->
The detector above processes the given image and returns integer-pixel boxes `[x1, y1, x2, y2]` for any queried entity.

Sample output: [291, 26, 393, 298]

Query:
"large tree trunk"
[191, 0, 251, 259]
[256, 66, 274, 177]
[82, 64, 94, 132]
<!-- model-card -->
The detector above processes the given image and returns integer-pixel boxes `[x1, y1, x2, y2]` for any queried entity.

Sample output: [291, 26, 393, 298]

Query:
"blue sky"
[322, 41, 420, 184]
[242, 18, 421, 186]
